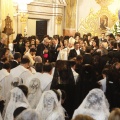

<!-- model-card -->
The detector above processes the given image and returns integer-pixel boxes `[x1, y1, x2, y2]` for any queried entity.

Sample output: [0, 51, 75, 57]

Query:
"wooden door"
[36, 20, 47, 42]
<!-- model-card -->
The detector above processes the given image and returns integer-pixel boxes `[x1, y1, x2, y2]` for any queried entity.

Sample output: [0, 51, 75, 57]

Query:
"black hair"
[0, 48, 9, 59]
[43, 63, 53, 73]
[30, 48, 36, 52]
[76, 55, 83, 61]
[52, 89, 60, 101]
[53, 35, 59, 40]
[3, 63, 11, 69]
[113, 42, 117, 49]
[14, 52, 21, 60]
[0, 100, 5, 114]
[17, 85, 28, 97]
[13, 107, 27, 119]
[102, 68, 109, 76]
[69, 60, 76, 67]
[74, 42, 80, 45]
[81, 64, 97, 82]
[60, 90, 66, 100]
[87, 33, 92, 37]
[85, 46, 92, 53]
[118, 42, 120, 48]
[74, 32, 81, 38]
[21, 58, 30, 64]
[35, 63, 43, 73]
[1, 57, 7, 62]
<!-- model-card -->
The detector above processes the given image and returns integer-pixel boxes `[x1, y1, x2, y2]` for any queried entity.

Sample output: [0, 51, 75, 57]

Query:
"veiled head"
[44, 93, 55, 111]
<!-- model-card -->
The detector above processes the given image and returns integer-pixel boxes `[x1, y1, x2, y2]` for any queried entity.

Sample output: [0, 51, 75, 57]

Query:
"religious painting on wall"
[100, 15, 108, 30]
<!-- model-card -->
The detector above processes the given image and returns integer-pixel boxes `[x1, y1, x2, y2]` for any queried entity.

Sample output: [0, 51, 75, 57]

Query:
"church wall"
[1, 0, 14, 42]
[27, 1, 66, 37]
[76, 0, 120, 36]
[27, 19, 36, 36]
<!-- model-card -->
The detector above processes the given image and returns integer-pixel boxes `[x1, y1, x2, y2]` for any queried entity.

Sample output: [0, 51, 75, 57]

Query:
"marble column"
[64, 0, 77, 36]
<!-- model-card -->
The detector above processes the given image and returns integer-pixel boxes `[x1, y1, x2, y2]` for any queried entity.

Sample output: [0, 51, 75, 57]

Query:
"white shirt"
[10, 65, 33, 85]
[71, 68, 79, 84]
[25, 52, 35, 66]
[40, 73, 53, 92]
[75, 49, 80, 55]
[0, 69, 11, 99]
[26, 72, 42, 109]
[57, 48, 68, 60]
[98, 77, 106, 92]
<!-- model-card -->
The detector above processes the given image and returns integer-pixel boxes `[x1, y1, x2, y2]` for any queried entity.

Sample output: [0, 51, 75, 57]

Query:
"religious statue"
[2, 16, 14, 46]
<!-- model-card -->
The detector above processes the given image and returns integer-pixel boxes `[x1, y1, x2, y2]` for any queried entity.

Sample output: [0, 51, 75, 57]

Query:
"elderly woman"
[36, 90, 65, 120]
[4, 85, 30, 120]
[72, 88, 110, 120]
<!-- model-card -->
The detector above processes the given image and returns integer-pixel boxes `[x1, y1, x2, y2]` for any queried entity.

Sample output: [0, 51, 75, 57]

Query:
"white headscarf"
[16, 109, 41, 120]
[4, 87, 30, 120]
[0, 113, 2, 120]
[26, 77, 42, 109]
[72, 88, 110, 120]
[36, 90, 65, 120]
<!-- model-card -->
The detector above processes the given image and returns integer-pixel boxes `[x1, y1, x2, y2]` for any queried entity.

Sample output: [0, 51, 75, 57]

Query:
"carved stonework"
[78, 7, 118, 36]
[56, 15, 62, 24]
[2, 16, 14, 35]
[2, 16, 14, 46]
[77, 0, 119, 36]
[95, 0, 114, 6]
[65, 0, 77, 28]
[20, 13, 28, 23]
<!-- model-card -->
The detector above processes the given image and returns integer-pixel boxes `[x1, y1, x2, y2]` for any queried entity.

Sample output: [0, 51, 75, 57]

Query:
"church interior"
[0, 0, 120, 41]
[0, 0, 120, 120]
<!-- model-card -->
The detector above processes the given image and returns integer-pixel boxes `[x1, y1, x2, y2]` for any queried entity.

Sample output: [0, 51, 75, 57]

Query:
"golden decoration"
[2, 16, 15, 46]
[95, 0, 114, 6]
[65, 0, 77, 28]
[56, 15, 62, 24]
[20, 13, 28, 23]
[78, 3, 118, 36]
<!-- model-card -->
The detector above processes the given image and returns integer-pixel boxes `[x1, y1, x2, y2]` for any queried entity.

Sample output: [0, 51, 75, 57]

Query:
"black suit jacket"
[108, 49, 119, 63]
[49, 44, 61, 62]
[36, 43, 50, 63]
[0, 62, 3, 70]
[83, 53, 93, 65]
[68, 49, 84, 60]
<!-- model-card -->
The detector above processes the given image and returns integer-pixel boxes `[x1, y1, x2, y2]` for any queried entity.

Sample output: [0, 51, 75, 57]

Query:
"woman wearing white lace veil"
[36, 90, 65, 120]
[0, 113, 2, 120]
[4, 85, 30, 120]
[16, 109, 41, 120]
[72, 88, 110, 120]
[26, 77, 42, 109]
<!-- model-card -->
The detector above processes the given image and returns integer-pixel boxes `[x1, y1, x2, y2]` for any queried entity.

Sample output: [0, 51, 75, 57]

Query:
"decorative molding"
[56, 15, 62, 24]
[20, 13, 28, 22]
[78, 7, 118, 36]
[95, 0, 114, 6]
[65, 0, 77, 29]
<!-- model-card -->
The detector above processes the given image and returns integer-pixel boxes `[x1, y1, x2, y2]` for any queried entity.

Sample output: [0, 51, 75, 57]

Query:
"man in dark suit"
[10, 52, 21, 69]
[108, 42, 119, 64]
[36, 38, 50, 63]
[68, 42, 84, 60]
[83, 46, 93, 65]
[49, 35, 61, 62]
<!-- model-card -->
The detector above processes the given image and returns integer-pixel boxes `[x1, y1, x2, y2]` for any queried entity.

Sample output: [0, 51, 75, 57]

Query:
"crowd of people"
[0, 32, 120, 120]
